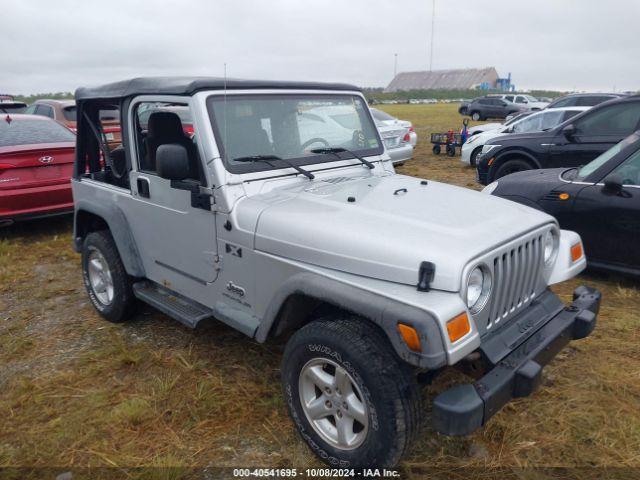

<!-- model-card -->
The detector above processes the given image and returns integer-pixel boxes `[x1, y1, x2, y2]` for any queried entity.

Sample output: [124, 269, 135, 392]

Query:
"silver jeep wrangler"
[72, 77, 601, 468]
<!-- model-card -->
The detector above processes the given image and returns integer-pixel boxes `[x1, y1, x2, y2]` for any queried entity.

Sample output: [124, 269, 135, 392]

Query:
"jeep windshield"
[207, 94, 383, 174]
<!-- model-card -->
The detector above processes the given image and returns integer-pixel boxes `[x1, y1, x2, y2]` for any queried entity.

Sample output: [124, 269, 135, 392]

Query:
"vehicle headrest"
[147, 111, 185, 140]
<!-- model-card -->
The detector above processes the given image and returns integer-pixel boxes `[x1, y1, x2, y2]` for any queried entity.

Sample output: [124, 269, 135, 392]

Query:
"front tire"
[470, 147, 482, 166]
[82, 230, 137, 323]
[282, 317, 421, 468]
[471, 111, 482, 121]
[493, 158, 533, 180]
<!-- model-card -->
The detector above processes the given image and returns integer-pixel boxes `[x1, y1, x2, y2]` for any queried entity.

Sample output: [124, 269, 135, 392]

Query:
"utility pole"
[429, 0, 435, 71]
[394, 53, 398, 78]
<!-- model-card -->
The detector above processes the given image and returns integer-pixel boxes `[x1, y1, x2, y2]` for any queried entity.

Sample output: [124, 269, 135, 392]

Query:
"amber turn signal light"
[447, 313, 471, 343]
[571, 242, 584, 262]
[559, 192, 570, 200]
[397, 323, 421, 352]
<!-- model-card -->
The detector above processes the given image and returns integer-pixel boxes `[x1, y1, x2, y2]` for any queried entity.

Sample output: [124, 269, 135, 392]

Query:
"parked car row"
[476, 94, 640, 184]
[461, 107, 589, 166]
[468, 93, 640, 277]
[459, 92, 626, 122]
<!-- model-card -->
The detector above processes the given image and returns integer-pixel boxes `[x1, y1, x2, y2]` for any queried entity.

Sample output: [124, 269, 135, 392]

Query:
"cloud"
[1, 0, 638, 94]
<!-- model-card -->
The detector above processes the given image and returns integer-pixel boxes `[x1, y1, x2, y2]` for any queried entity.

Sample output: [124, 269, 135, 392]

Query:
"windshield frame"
[206, 92, 384, 176]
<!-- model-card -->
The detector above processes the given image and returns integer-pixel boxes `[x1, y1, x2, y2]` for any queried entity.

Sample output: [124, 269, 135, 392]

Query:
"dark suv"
[547, 93, 627, 109]
[464, 97, 525, 121]
[476, 95, 640, 184]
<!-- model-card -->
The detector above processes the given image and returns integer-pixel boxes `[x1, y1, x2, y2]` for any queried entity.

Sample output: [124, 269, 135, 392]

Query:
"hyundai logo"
[38, 156, 54, 164]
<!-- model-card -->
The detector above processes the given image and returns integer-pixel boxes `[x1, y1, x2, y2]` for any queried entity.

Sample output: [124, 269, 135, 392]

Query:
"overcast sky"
[2, 0, 638, 95]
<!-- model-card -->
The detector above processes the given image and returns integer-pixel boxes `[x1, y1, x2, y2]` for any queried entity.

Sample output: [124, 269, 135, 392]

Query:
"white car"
[497, 94, 549, 111]
[467, 111, 533, 136]
[370, 108, 417, 146]
[370, 108, 415, 164]
[461, 107, 589, 166]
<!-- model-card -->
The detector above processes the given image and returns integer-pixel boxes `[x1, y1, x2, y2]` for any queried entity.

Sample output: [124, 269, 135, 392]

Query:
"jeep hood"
[251, 174, 554, 292]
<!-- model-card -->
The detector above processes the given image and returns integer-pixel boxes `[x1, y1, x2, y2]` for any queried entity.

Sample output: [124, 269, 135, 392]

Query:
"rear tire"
[432, 145, 441, 155]
[282, 317, 422, 468]
[471, 111, 482, 121]
[82, 230, 137, 323]
[493, 159, 533, 180]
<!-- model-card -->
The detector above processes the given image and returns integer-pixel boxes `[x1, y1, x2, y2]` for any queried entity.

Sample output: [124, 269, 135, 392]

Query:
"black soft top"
[75, 76, 360, 101]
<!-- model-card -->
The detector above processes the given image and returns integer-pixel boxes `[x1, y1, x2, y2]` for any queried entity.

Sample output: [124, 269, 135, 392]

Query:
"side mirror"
[562, 124, 577, 139]
[157, 144, 190, 181]
[602, 175, 623, 195]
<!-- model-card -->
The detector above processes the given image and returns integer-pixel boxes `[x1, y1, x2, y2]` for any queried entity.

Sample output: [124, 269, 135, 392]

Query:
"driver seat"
[144, 111, 198, 177]
[227, 117, 272, 159]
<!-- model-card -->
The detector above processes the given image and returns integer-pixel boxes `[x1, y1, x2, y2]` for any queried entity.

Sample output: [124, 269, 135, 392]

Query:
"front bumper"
[432, 286, 600, 436]
[476, 163, 489, 185]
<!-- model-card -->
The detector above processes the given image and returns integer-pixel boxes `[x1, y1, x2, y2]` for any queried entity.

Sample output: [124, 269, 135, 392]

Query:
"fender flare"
[73, 199, 146, 278]
[255, 272, 447, 369]
[491, 149, 541, 181]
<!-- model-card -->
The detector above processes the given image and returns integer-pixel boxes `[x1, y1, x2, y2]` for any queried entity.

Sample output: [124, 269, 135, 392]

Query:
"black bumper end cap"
[573, 309, 596, 340]
[514, 360, 542, 397]
[432, 384, 484, 436]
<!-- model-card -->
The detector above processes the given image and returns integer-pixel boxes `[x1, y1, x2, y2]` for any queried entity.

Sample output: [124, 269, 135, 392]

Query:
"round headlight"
[466, 266, 492, 313]
[543, 230, 559, 266]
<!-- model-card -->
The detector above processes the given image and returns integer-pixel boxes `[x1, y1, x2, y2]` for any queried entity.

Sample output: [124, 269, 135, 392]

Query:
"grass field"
[1, 104, 639, 479]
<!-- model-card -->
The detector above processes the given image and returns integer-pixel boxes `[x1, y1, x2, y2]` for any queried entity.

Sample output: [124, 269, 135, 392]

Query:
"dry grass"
[0, 104, 638, 478]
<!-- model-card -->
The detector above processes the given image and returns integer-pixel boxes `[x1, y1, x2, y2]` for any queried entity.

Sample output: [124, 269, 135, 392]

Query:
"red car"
[0, 114, 76, 226]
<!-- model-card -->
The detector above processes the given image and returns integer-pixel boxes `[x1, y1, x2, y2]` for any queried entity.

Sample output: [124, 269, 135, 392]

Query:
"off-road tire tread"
[283, 316, 422, 467]
[82, 230, 136, 323]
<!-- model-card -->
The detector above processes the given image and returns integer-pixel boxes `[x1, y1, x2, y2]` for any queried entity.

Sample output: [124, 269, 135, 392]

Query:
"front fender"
[490, 149, 542, 181]
[255, 272, 448, 369]
[547, 230, 586, 285]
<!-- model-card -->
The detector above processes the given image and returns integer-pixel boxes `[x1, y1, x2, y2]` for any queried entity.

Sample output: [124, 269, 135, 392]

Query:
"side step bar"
[133, 281, 213, 329]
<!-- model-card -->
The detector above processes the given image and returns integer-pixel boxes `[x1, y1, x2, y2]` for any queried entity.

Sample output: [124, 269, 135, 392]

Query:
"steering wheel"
[352, 130, 366, 149]
[302, 137, 330, 150]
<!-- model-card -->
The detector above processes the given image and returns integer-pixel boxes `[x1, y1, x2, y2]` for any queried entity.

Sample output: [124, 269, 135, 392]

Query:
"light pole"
[429, 0, 435, 71]
[394, 53, 398, 78]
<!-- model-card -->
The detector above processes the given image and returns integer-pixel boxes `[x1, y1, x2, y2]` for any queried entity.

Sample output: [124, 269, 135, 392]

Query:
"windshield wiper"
[233, 155, 315, 180]
[311, 147, 375, 169]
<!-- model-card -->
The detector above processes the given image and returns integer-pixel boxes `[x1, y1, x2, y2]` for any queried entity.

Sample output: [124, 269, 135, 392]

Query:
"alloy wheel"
[298, 358, 369, 450]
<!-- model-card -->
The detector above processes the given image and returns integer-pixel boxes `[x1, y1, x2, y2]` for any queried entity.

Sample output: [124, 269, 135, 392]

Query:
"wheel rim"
[87, 248, 114, 305]
[298, 358, 369, 450]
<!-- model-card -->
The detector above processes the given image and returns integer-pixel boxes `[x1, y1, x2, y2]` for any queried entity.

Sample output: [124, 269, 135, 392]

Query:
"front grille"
[485, 233, 545, 331]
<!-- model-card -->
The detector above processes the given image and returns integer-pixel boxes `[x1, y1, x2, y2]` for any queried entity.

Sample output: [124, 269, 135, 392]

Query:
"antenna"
[429, 0, 435, 71]
[223, 62, 228, 162]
